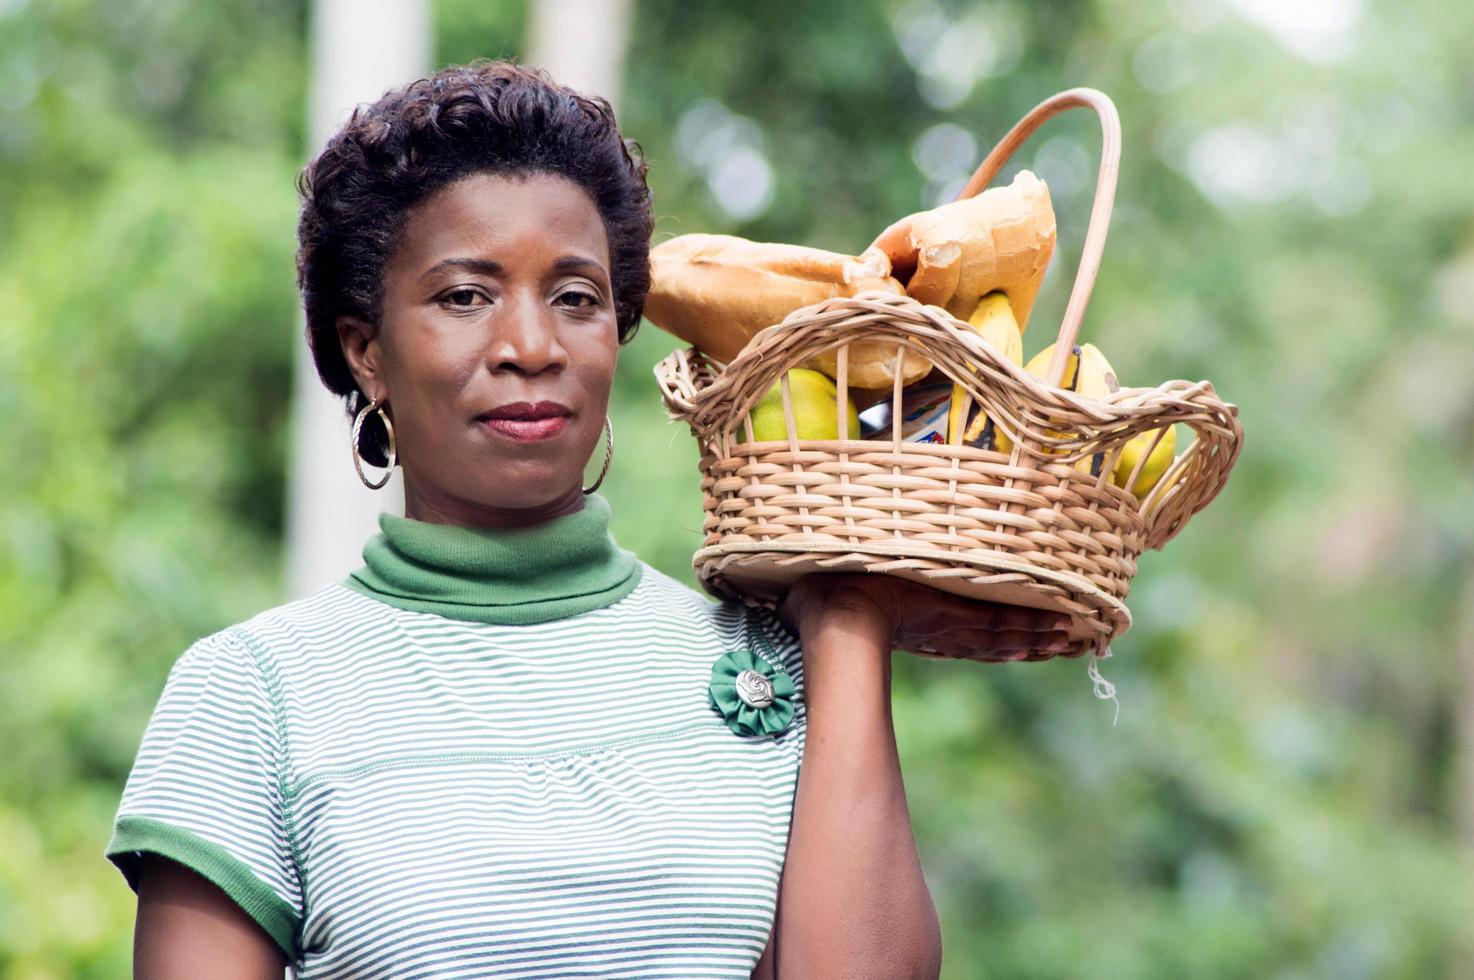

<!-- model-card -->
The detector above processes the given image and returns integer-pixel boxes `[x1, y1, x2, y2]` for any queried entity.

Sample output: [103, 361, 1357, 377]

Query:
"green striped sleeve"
[105, 629, 303, 959]
[107, 816, 300, 957]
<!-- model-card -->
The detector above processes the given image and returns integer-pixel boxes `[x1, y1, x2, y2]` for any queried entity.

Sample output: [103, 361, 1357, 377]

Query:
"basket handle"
[955, 88, 1121, 389]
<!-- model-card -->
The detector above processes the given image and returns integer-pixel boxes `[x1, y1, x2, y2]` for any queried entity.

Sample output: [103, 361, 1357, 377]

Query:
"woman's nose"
[487, 294, 569, 375]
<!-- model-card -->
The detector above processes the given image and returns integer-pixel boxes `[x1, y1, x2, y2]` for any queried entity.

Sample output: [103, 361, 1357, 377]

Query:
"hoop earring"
[583, 416, 614, 495]
[351, 396, 396, 490]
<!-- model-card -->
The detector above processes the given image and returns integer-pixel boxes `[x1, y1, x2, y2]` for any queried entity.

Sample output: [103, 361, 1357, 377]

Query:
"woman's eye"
[441, 288, 486, 308]
[556, 290, 599, 308]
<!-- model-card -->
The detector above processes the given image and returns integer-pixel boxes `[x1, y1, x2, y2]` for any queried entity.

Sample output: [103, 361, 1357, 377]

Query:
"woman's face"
[338, 171, 620, 526]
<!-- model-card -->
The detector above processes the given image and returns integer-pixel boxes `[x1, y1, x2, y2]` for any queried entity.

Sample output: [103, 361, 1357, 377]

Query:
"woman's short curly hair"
[295, 59, 653, 461]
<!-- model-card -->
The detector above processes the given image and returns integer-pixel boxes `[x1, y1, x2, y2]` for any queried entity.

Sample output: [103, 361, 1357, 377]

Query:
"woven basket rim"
[655, 291, 1243, 552]
[696, 538, 1131, 611]
[670, 291, 1236, 445]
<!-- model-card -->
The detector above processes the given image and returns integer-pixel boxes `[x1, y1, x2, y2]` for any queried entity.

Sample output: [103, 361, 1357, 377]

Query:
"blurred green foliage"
[3, 0, 1473, 976]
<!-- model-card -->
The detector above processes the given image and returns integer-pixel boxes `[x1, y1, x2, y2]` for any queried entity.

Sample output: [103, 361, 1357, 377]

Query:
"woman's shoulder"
[186, 570, 796, 664]
[182, 582, 377, 669]
[627, 561, 800, 653]
[628, 561, 765, 619]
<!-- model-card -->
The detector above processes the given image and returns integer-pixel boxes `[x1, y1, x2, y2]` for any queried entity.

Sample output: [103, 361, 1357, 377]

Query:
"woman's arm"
[765, 575, 1070, 979]
[775, 591, 940, 980]
[133, 856, 287, 980]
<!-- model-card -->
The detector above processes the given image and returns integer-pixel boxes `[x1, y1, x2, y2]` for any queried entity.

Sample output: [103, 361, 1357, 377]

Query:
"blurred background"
[3, 0, 1473, 976]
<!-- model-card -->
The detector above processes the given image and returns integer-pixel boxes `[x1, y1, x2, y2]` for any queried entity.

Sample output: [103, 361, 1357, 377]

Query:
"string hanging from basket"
[1087, 643, 1121, 727]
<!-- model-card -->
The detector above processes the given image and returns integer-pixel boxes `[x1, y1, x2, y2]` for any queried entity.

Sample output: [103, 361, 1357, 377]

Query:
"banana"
[997, 339, 1076, 456]
[946, 292, 1024, 447]
[1016, 341, 1119, 476]
[968, 292, 1026, 363]
[1114, 425, 1177, 498]
[1008, 340, 1178, 494]
[1070, 343, 1120, 399]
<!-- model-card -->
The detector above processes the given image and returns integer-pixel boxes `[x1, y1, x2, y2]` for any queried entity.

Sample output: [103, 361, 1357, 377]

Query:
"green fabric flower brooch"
[708, 648, 796, 738]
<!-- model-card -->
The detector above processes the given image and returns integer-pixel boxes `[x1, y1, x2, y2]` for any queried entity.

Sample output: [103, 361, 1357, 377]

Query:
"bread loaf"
[645, 234, 932, 389]
[869, 170, 1056, 329]
[645, 171, 1056, 389]
[803, 339, 933, 391]
[644, 234, 905, 364]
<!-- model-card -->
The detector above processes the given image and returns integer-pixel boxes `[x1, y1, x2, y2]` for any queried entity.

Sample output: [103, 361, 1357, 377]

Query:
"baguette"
[869, 170, 1056, 329]
[644, 234, 931, 388]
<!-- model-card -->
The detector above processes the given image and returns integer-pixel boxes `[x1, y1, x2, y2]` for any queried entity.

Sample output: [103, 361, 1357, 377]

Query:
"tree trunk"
[1455, 569, 1474, 978]
[286, 0, 429, 600]
[526, 0, 634, 108]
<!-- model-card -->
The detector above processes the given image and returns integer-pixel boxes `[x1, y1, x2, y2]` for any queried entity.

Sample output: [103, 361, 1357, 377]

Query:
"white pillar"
[526, 0, 634, 107]
[286, 0, 429, 599]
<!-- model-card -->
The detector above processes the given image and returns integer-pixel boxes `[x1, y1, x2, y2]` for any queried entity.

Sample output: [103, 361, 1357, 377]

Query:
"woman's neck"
[403, 478, 585, 530]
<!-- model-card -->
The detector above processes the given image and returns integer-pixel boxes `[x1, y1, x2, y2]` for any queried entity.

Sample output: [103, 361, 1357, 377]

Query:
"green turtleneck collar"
[342, 493, 642, 625]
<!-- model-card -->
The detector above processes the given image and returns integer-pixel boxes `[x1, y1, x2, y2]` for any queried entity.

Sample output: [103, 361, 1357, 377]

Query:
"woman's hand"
[778, 573, 1075, 662]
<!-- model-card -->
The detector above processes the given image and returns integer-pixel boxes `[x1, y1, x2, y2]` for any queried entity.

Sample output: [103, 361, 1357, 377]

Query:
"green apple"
[748, 369, 861, 442]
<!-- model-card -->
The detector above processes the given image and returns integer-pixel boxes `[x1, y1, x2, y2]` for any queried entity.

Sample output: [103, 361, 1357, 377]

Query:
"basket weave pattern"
[657, 292, 1240, 654]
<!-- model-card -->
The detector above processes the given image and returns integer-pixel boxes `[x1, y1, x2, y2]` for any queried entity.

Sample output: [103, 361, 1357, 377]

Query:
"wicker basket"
[654, 89, 1242, 659]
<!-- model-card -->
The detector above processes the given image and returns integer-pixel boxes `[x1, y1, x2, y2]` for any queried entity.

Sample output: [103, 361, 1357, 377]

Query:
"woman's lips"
[478, 415, 570, 442]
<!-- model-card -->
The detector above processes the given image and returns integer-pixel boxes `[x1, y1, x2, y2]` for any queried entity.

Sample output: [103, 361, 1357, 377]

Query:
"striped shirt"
[106, 565, 807, 977]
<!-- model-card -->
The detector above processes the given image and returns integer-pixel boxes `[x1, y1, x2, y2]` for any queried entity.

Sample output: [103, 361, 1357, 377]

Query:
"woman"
[106, 61, 1071, 979]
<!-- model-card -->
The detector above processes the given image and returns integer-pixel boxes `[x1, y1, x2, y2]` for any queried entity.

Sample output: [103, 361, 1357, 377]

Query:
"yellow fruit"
[1113, 425, 1177, 498]
[995, 340, 1074, 455]
[967, 292, 1026, 363]
[747, 369, 861, 442]
[951, 291, 1025, 447]
[1016, 341, 1119, 476]
[1022, 341, 1117, 395]
[1074, 344, 1120, 398]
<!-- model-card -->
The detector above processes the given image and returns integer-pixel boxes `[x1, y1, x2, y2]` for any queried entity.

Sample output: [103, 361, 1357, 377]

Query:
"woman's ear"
[337, 315, 386, 401]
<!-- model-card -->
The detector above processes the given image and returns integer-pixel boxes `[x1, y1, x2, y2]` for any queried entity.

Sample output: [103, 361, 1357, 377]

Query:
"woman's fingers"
[909, 594, 1070, 636]
[945, 605, 1065, 634]
[827, 576, 1080, 658]
[984, 606, 1071, 634]
[911, 629, 1071, 661]
[976, 628, 1071, 652]
[898, 608, 1074, 651]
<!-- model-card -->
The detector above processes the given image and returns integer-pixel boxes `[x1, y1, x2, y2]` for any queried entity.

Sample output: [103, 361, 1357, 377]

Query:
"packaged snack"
[858, 382, 953, 443]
